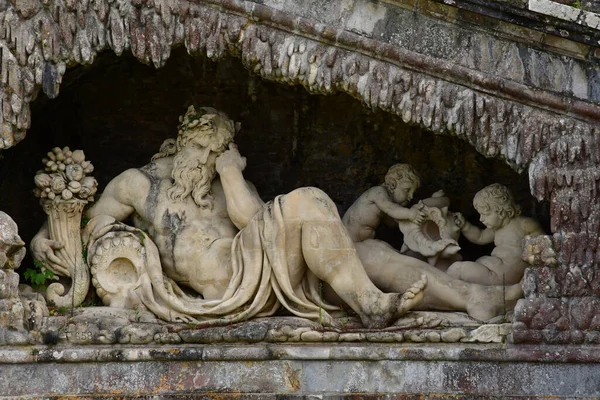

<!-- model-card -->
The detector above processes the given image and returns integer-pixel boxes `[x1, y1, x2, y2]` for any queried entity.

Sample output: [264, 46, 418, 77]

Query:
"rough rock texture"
[0, 211, 48, 345]
[0, 0, 598, 343]
[513, 297, 600, 344]
[36, 308, 511, 346]
[0, 0, 597, 165]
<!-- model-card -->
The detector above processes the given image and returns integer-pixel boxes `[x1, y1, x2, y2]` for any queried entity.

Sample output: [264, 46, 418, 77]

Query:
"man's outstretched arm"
[85, 168, 143, 221]
[216, 144, 265, 230]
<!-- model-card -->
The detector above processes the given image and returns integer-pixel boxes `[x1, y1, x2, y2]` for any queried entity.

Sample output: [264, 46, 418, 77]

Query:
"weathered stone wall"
[0, 48, 542, 260]
[0, 0, 599, 344]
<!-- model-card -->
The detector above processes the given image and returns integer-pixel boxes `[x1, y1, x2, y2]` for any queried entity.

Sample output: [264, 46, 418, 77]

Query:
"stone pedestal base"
[1, 343, 600, 398]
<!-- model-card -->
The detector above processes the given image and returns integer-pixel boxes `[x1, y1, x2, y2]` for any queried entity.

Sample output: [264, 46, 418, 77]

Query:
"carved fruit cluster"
[33, 147, 98, 202]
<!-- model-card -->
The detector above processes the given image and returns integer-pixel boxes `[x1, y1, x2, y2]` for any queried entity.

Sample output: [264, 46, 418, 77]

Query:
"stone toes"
[403, 291, 415, 299]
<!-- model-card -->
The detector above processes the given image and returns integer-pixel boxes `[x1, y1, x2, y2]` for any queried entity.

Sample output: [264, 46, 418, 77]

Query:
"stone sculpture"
[397, 192, 462, 269]
[33, 147, 98, 307]
[33, 106, 428, 329]
[31, 106, 532, 325]
[342, 164, 426, 242]
[343, 164, 460, 268]
[342, 169, 535, 320]
[447, 183, 546, 285]
[0, 211, 48, 344]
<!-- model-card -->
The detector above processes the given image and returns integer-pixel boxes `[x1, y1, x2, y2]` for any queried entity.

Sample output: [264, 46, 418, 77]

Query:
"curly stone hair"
[152, 106, 239, 161]
[382, 163, 421, 191]
[473, 183, 521, 219]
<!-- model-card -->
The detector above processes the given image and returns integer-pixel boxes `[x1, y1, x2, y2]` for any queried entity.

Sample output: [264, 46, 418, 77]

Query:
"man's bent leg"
[280, 188, 426, 328]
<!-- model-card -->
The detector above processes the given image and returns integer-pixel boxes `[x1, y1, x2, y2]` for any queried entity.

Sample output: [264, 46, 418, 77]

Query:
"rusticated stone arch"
[0, 1, 597, 194]
[2, 0, 600, 343]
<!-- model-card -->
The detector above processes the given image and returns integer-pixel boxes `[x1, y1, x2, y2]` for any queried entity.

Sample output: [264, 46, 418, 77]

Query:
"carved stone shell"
[89, 231, 146, 308]
[398, 204, 461, 258]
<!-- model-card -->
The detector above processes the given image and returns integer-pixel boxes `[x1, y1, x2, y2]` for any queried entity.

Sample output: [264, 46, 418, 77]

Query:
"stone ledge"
[2, 342, 600, 364]
[24, 308, 511, 347]
[2, 343, 600, 398]
[428, 0, 600, 46]
[529, 0, 600, 29]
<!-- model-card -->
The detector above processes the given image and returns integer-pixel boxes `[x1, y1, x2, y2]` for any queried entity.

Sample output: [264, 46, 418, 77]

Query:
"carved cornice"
[0, 0, 598, 204]
[425, 0, 600, 47]
[218, 0, 600, 120]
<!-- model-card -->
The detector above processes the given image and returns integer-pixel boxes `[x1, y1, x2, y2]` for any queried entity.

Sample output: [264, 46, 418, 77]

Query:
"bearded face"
[166, 108, 235, 209]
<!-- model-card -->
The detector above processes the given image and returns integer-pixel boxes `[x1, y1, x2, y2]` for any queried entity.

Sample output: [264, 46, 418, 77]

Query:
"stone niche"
[0, 48, 549, 267]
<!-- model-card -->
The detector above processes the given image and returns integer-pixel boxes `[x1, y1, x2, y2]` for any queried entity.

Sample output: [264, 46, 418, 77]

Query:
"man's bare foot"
[397, 274, 427, 316]
[360, 274, 427, 329]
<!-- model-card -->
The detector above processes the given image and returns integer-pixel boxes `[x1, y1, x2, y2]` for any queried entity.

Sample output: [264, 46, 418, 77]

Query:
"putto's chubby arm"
[455, 213, 495, 245]
[370, 186, 421, 222]
[462, 224, 494, 245]
[216, 144, 265, 230]
[86, 168, 149, 221]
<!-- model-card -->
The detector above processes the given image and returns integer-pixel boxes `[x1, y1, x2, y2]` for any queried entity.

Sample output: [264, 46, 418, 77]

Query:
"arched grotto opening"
[0, 48, 550, 273]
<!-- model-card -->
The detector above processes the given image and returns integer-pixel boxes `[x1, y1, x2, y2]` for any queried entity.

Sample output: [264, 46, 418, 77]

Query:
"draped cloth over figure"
[84, 194, 339, 327]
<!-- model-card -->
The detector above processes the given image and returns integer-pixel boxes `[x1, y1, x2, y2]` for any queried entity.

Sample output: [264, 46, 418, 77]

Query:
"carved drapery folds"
[1, 0, 599, 343]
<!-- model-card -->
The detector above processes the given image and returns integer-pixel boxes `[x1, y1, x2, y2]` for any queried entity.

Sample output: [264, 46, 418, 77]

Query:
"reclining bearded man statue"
[31, 106, 521, 327]
[32, 106, 428, 328]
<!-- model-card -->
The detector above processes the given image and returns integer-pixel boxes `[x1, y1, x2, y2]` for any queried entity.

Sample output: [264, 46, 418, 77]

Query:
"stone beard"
[168, 148, 217, 210]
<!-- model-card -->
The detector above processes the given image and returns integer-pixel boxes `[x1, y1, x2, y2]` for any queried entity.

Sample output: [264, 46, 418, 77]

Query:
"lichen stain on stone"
[175, 361, 196, 391]
[156, 374, 170, 393]
[283, 362, 301, 391]
[192, 368, 213, 389]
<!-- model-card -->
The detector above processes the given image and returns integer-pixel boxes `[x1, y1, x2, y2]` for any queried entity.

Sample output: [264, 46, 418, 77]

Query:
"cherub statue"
[343, 163, 426, 242]
[343, 165, 459, 267]
[343, 176, 525, 321]
[447, 183, 545, 285]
